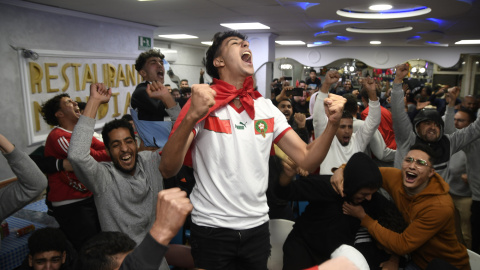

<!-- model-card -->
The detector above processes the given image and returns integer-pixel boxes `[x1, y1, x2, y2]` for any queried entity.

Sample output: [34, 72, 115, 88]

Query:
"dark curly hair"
[78, 231, 136, 270]
[205, 31, 247, 80]
[41, 93, 70, 126]
[135, 49, 165, 72]
[101, 118, 135, 150]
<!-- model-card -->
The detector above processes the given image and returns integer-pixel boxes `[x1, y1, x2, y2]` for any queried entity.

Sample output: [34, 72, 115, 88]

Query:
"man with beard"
[391, 63, 480, 180]
[313, 73, 380, 175]
[277, 98, 309, 143]
[68, 83, 170, 270]
[277, 152, 386, 270]
[340, 144, 470, 270]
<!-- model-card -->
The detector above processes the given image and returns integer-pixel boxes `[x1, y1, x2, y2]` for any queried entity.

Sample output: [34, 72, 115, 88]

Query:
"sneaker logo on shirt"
[235, 121, 247, 130]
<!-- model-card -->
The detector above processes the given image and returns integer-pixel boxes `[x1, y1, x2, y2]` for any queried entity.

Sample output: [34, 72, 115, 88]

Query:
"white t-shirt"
[314, 91, 381, 175]
[191, 97, 291, 229]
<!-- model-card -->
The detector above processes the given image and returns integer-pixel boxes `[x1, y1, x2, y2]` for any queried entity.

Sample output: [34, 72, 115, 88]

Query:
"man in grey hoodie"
[68, 83, 172, 270]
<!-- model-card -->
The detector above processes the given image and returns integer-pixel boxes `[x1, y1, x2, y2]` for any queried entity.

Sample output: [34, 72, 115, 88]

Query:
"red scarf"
[170, 76, 262, 166]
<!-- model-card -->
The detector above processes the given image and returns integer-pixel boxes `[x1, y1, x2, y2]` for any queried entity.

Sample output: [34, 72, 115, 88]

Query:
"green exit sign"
[138, 36, 152, 50]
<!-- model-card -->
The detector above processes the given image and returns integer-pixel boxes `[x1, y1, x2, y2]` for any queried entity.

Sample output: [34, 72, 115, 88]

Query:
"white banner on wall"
[18, 49, 141, 145]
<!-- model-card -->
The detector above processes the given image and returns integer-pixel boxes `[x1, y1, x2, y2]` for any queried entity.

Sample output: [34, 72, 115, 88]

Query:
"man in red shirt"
[360, 88, 396, 150]
[41, 93, 110, 250]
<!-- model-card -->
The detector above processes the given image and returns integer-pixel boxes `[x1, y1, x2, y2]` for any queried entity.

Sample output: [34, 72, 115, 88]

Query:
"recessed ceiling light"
[220, 23, 270, 30]
[455, 40, 480, 45]
[307, 41, 331, 47]
[201, 41, 213, 46]
[155, 49, 177, 54]
[337, 7, 431, 19]
[158, 34, 198, 39]
[370, 41, 382, 45]
[346, 26, 412, 33]
[369, 4, 393, 11]
[275, 40, 306, 45]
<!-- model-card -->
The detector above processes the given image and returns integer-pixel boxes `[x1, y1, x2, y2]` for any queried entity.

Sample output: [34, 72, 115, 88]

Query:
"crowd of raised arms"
[1, 30, 479, 270]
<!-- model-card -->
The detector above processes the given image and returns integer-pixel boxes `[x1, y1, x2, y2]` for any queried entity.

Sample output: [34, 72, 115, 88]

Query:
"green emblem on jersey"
[255, 120, 267, 138]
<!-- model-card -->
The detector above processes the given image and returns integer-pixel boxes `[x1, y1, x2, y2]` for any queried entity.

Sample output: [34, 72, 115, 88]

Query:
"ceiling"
[22, 0, 480, 48]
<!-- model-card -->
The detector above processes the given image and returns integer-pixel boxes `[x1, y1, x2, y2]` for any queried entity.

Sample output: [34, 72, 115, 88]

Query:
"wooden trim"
[0, 177, 18, 189]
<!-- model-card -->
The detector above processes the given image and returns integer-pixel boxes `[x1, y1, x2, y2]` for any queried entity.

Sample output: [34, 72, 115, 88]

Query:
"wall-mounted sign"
[18, 49, 142, 145]
[138, 36, 152, 51]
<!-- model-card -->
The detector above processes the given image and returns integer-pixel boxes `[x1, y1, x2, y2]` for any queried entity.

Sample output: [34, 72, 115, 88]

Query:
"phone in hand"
[286, 88, 304, 96]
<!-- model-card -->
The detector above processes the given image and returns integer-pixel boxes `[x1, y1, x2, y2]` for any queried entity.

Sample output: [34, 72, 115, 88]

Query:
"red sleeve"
[360, 106, 369, 120]
[170, 99, 195, 167]
[89, 137, 111, 162]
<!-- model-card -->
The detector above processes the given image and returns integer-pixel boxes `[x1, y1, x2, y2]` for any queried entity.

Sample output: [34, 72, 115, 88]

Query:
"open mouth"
[74, 107, 81, 116]
[241, 51, 252, 63]
[119, 153, 135, 170]
[405, 171, 418, 183]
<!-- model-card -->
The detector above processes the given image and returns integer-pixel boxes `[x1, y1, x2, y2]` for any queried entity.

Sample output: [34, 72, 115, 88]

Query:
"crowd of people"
[1, 30, 479, 270]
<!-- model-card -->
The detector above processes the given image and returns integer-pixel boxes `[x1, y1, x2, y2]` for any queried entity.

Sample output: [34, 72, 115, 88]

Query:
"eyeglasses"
[403, 157, 430, 168]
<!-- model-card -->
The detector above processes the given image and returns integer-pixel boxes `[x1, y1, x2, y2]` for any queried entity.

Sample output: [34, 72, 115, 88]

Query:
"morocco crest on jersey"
[254, 118, 274, 138]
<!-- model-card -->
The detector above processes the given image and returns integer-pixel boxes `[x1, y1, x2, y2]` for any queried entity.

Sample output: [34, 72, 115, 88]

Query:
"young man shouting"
[156, 31, 346, 270]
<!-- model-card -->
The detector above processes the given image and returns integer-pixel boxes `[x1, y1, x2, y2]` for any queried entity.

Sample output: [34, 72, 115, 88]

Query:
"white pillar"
[248, 33, 277, 97]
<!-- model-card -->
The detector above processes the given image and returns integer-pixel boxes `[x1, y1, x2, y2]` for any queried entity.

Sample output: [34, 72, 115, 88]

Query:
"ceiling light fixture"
[336, 36, 351, 41]
[369, 4, 393, 11]
[280, 64, 293, 70]
[425, 41, 449, 47]
[220, 22, 270, 30]
[158, 34, 198, 39]
[370, 41, 382, 45]
[346, 26, 412, 33]
[201, 41, 213, 46]
[275, 40, 306, 45]
[314, 31, 330, 36]
[455, 40, 480, 45]
[337, 6, 431, 19]
[307, 41, 331, 47]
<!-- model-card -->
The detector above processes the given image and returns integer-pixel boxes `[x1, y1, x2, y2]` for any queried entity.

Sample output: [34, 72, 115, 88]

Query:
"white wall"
[0, 1, 155, 180]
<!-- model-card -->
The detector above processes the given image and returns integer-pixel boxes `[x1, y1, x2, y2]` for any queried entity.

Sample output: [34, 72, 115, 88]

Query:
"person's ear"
[105, 146, 111, 158]
[55, 110, 63, 119]
[28, 255, 33, 267]
[139, 69, 147, 78]
[62, 251, 66, 264]
[214, 57, 225, 68]
[429, 168, 435, 178]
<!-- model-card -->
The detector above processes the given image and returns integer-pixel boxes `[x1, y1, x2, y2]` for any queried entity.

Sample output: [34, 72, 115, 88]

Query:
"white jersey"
[191, 97, 291, 229]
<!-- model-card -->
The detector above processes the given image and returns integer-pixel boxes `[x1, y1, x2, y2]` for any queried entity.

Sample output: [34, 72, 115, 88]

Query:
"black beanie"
[343, 152, 383, 198]
[413, 108, 444, 141]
